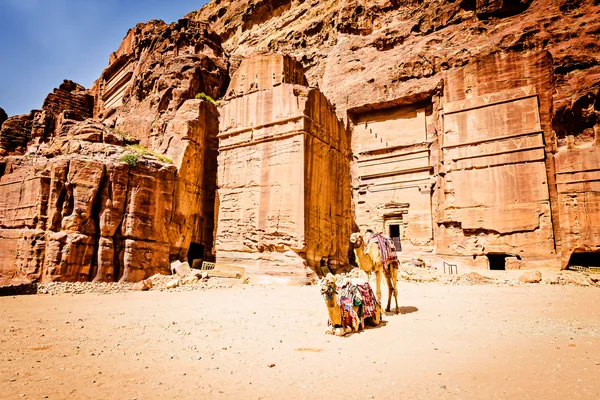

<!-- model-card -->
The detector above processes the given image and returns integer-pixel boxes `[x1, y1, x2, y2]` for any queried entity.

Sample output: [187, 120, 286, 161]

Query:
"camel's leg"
[384, 271, 393, 313]
[334, 327, 346, 336]
[374, 268, 383, 306]
[391, 264, 399, 314]
[372, 305, 381, 325]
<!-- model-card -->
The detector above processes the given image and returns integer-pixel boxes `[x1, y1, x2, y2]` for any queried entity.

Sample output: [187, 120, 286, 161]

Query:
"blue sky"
[0, 0, 209, 117]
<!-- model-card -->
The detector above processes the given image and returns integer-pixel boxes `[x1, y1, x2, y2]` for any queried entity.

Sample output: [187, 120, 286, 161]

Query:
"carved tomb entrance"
[349, 101, 435, 253]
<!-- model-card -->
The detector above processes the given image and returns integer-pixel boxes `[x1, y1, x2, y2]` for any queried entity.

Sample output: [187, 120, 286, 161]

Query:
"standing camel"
[350, 231, 399, 313]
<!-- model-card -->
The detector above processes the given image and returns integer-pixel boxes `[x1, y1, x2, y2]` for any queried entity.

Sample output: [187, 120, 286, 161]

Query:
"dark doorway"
[487, 254, 508, 270]
[187, 242, 205, 268]
[568, 252, 600, 267]
[389, 224, 402, 252]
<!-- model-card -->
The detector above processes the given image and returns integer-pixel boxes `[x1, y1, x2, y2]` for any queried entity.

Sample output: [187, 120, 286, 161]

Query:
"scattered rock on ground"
[133, 279, 153, 291]
[172, 261, 192, 278]
[188, 269, 203, 278]
[460, 272, 490, 284]
[37, 281, 133, 295]
[519, 270, 543, 283]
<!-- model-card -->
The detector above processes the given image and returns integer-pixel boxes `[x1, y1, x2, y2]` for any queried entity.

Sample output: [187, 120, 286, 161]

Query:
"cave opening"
[487, 254, 508, 270]
[187, 242, 205, 268]
[568, 252, 600, 268]
[389, 224, 402, 252]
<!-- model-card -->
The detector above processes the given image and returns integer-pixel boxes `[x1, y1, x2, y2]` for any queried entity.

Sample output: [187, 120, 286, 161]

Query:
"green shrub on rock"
[195, 92, 218, 106]
[119, 153, 139, 167]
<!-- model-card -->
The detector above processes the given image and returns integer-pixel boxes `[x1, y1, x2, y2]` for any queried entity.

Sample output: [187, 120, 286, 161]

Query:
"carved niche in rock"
[349, 100, 437, 251]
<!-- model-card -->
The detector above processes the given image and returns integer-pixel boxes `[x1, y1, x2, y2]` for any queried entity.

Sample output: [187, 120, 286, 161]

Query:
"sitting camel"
[350, 231, 399, 313]
[318, 273, 382, 336]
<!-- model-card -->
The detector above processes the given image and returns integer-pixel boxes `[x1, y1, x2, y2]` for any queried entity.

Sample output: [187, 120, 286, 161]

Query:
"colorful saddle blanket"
[355, 283, 379, 319]
[337, 281, 380, 330]
[339, 297, 360, 331]
[366, 232, 398, 272]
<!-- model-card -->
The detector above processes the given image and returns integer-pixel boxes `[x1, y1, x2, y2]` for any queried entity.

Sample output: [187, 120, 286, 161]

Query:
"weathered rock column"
[438, 52, 558, 269]
[216, 54, 352, 283]
[554, 123, 600, 268]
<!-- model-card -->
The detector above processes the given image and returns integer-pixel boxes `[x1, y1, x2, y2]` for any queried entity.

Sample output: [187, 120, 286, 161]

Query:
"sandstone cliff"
[189, 0, 600, 270]
[2, 0, 600, 285]
[0, 20, 227, 285]
[91, 19, 229, 146]
[188, 0, 600, 135]
[215, 54, 352, 283]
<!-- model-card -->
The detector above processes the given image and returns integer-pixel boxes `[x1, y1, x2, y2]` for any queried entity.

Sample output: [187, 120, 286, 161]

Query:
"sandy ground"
[1, 281, 600, 400]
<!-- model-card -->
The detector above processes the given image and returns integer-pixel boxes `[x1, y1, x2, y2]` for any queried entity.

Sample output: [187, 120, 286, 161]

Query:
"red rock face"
[2, 1, 600, 284]
[216, 54, 352, 283]
[91, 19, 229, 148]
[189, 0, 599, 125]
[189, 0, 600, 270]
[0, 108, 219, 285]
[438, 52, 557, 267]
[0, 20, 226, 285]
[554, 127, 600, 266]
[0, 80, 93, 157]
[0, 134, 177, 285]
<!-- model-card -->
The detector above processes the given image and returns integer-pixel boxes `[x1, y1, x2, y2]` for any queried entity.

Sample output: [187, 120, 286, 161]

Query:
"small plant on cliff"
[128, 143, 150, 155]
[127, 144, 172, 164]
[155, 154, 173, 164]
[114, 128, 135, 142]
[119, 153, 139, 168]
[195, 92, 218, 106]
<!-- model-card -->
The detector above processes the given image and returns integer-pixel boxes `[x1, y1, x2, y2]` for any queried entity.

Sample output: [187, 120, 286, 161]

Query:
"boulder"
[461, 272, 489, 284]
[166, 279, 180, 289]
[133, 279, 153, 291]
[188, 269, 203, 278]
[519, 270, 542, 283]
[173, 262, 192, 278]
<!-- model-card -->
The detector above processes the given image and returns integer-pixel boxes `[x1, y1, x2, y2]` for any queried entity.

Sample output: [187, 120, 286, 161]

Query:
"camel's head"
[350, 232, 363, 248]
[319, 273, 337, 300]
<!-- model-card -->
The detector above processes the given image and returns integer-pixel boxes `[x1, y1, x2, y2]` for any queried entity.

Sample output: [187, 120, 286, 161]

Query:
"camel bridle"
[321, 282, 337, 301]
[351, 235, 364, 249]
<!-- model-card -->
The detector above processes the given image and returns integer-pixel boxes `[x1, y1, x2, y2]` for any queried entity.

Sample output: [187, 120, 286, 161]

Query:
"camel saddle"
[367, 232, 398, 273]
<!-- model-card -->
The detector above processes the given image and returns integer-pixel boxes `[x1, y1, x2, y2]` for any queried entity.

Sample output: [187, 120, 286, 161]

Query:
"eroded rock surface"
[90, 18, 229, 147]
[0, 80, 93, 157]
[2, 0, 600, 285]
[0, 20, 226, 285]
[0, 119, 178, 284]
[189, 0, 600, 270]
[189, 0, 599, 123]
[216, 54, 352, 283]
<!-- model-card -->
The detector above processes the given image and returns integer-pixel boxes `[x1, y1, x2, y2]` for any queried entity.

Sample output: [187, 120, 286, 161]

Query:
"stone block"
[133, 278, 153, 291]
[226, 54, 308, 99]
[174, 262, 192, 278]
[519, 270, 542, 283]
[216, 54, 351, 282]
